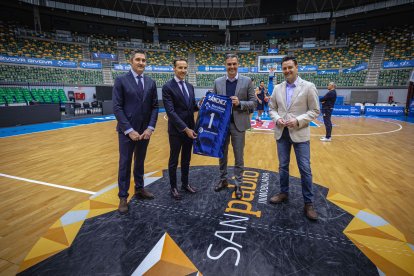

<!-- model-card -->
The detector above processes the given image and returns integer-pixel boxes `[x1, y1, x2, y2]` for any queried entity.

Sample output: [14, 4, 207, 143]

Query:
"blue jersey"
[193, 92, 232, 158]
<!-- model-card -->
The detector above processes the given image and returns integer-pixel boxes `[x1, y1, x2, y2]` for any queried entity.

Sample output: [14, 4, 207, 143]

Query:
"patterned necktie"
[136, 75, 144, 97]
[179, 80, 190, 105]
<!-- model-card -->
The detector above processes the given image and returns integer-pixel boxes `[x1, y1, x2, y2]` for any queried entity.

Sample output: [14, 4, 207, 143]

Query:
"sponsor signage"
[0, 55, 77, 68]
[332, 105, 361, 115]
[238, 67, 249, 73]
[317, 69, 339, 75]
[198, 66, 226, 72]
[298, 65, 318, 72]
[267, 48, 279, 54]
[382, 59, 414, 69]
[365, 106, 405, 116]
[92, 53, 117, 60]
[250, 67, 258, 73]
[145, 65, 173, 72]
[343, 63, 368, 73]
[79, 61, 102, 69]
[113, 63, 131, 71]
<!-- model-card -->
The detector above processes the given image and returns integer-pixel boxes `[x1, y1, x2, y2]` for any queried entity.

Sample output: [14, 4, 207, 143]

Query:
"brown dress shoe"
[135, 188, 155, 199]
[214, 179, 229, 192]
[171, 188, 183, 200]
[182, 185, 197, 193]
[269, 193, 288, 204]
[304, 203, 318, 220]
[234, 186, 242, 199]
[118, 198, 128, 214]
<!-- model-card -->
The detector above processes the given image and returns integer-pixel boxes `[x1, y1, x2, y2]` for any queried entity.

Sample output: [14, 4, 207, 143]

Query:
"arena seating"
[112, 70, 176, 87]
[378, 69, 412, 86]
[381, 25, 413, 61]
[0, 86, 67, 105]
[0, 64, 103, 85]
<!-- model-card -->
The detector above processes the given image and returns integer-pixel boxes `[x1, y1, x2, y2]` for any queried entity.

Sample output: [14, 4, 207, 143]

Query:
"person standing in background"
[320, 82, 337, 142]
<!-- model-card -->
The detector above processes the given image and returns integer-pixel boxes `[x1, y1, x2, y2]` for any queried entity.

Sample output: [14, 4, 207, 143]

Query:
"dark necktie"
[136, 75, 144, 97]
[178, 80, 190, 105]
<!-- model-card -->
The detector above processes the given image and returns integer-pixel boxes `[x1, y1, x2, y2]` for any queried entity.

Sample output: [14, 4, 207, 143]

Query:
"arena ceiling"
[36, 0, 401, 20]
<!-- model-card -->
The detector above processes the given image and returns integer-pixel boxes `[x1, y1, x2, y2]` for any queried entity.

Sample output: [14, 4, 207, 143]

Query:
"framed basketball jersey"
[193, 92, 232, 158]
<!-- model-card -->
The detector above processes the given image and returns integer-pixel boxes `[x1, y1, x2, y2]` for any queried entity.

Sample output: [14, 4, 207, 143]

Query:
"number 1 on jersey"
[208, 112, 215, 129]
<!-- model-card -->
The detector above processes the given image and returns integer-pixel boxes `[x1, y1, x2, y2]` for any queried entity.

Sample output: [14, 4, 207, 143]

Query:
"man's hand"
[230, 96, 240, 106]
[285, 118, 298, 128]
[141, 128, 153, 140]
[277, 118, 286, 127]
[184, 128, 197, 139]
[198, 96, 205, 107]
[128, 130, 141, 141]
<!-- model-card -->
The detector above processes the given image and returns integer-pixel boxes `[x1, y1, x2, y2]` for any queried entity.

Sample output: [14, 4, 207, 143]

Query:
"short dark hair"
[282, 56, 297, 66]
[173, 57, 188, 67]
[129, 49, 146, 61]
[260, 80, 265, 84]
[225, 53, 239, 61]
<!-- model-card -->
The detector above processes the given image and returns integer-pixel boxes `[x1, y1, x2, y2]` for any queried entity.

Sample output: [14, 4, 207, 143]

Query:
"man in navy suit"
[162, 58, 198, 200]
[113, 50, 159, 213]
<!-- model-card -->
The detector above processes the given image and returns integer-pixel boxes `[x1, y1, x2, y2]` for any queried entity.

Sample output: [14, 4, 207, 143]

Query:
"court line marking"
[310, 117, 403, 137]
[0, 119, 114, 139]
[249, 117, 403, 137]
[0, 173, 96, 194]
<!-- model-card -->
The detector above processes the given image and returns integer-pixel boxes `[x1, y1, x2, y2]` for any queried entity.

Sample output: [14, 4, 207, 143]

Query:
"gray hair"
[129, 49, 146, 61]
[329, 82, 336, 88]
[225, 53, 239, 61]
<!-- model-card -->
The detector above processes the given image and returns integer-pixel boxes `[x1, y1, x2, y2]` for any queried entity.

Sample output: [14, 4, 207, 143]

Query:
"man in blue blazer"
[112, 50, 159, 213]
[162, 58, 198, 200]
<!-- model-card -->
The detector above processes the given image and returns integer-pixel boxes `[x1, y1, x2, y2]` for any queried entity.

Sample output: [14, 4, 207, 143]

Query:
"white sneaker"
[320, 137, 332, 142]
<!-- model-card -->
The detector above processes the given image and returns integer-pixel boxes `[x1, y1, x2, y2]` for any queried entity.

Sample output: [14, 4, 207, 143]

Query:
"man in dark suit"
[162, 58, 198, 200]
[212, 54, 256, 199]
[320, 81, 337, 142]
[112, 50, 159, 213]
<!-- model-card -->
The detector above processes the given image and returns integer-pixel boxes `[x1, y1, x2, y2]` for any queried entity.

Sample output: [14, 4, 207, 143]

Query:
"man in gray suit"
[268, 56, 320, 220]
[212, 54, 256, 199]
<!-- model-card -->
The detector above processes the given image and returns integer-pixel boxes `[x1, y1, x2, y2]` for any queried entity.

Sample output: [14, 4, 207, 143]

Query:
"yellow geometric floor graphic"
[132, 233, 202, 276]
[327, 189, 414, 275]
[19, 176, 414, 275]
[18, 171, 163, 273]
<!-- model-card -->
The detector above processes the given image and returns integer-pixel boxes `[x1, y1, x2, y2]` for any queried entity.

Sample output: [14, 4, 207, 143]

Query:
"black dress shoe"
[234, 185, 242, 199]
[135, 188, 155, 200]
[214, 179, 229, 192]
[118, 198, 128, 214]
[182, 185, 197, 193]
[171, 188, 183, 200]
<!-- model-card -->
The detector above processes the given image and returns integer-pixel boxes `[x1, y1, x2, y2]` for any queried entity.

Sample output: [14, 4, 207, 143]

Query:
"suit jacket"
[162, 78, 198, 136]
[269, 76, 320, 143]
[112, 71, 159, 134]
[212, 75, 256, 132]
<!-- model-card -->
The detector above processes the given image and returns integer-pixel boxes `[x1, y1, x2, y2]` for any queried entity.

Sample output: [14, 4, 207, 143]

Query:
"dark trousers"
[168, 134, 193, 189]
[322, 108, 333, 138]
[117, 133, 149, 198]
[277, 128, 313, 203]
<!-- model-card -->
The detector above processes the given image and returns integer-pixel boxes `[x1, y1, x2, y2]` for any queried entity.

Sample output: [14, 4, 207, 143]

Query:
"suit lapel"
[289, 78, 303, 109]
[280, 82, 287, 110]
[235, 76, 242, 97]
[219, 76, 226, 95]
[172, 79, 188, 106]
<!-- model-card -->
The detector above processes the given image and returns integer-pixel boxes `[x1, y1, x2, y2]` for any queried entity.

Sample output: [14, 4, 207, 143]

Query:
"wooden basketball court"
[0, 114, 413, 275]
